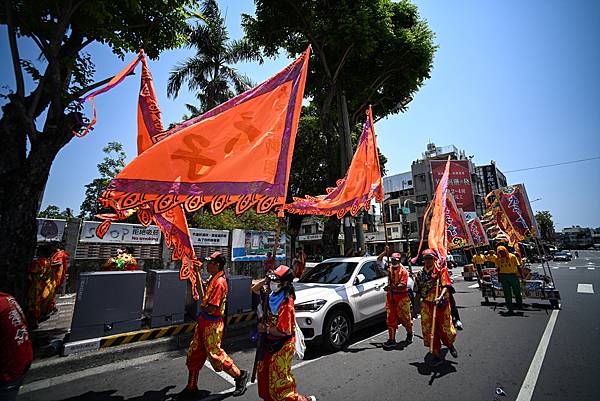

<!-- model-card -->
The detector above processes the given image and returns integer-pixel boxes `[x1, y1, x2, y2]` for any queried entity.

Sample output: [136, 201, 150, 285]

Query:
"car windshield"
[299, 261, 358, 284]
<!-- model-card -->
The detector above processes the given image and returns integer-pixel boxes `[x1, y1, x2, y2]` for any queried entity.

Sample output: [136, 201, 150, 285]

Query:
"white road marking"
[468, 283, 480, 289]
[219, 329, 389, 394]
[577, 284, 594, 294]
[569, 267, 576, 270]
[588, 267, 596, 270]
[204, 361, 236, 386]
[20, 351, 177, 394]
[587, 262, 595, 265]
[515, 309, 559, 401]
[552, 266, 559, 270]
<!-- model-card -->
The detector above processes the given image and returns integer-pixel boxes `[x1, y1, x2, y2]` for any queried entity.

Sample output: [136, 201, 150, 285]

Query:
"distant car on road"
[553, 251, 572, 261]
[294, 256, 387, 351]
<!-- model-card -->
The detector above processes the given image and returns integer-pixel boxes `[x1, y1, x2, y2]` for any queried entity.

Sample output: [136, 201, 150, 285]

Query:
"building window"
[387, 228, 392, 237]
[390, 204, 400, 222]
[392, 227, 399, 233]
[302, 225, 312, 234]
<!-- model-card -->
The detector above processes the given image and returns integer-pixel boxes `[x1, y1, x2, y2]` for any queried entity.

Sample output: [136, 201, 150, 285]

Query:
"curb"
[25, 313, 257, 384]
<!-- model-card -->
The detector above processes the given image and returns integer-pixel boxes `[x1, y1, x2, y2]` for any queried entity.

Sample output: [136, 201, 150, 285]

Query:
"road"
[18, 251, 600, 401]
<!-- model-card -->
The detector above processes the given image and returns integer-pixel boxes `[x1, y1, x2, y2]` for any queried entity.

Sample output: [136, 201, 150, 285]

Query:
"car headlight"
[295, 299, 327, 312]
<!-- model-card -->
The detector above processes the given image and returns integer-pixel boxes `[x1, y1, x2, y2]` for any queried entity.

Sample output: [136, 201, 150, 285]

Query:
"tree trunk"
[321, 215, 341, 258]
[0, 101, 73, 308]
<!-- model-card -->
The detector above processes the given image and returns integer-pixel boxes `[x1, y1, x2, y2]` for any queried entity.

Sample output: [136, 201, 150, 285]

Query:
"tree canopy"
[38, 205, 73, 220]
[535, 210, 556, 243]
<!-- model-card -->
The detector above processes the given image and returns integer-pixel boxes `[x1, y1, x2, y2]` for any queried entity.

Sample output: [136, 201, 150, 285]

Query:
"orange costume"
[414, 265, 456, 356]
[186, 270, 240, 389]
[384, 261, 413, 341]
[26, 257, 54, 328]
[258, 297, 308, 401]
[51, 249, 70, 290]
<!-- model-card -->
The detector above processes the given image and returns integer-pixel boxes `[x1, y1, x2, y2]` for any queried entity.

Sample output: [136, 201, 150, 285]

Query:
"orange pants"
[186, 316, 240, 379]
[386, 293, 413, 338]
[421, 300, 456, 355]
[258, 339, 308, 401]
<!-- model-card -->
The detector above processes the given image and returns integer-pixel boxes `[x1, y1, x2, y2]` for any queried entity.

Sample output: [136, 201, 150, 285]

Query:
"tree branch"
[5, 2, 25, 98]
[331, 44, 353, 84]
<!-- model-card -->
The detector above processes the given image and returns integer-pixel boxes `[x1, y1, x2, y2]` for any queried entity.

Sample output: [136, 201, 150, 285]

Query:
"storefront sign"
[80, 221, 161, 244]
[37, 218, 66, 242]
[189, 228, 229, 247]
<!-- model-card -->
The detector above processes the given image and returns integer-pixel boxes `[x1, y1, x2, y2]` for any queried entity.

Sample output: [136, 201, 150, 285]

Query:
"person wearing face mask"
[377, 246, 413, 350]
[495, 246, 523, 314]
[414, 249, 457, 366]
[256, 265, 316, 401]
[178, 252, 248, 399]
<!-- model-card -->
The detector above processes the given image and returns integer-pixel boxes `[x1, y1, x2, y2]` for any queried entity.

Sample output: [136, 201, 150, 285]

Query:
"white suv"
[294, 256, 388, 350]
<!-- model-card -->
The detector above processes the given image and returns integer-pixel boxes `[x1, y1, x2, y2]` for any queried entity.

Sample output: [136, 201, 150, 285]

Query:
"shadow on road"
[409, 352, 458, 385]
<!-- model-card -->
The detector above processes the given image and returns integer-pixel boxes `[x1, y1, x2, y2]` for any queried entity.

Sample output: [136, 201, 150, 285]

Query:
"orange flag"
[284, 106, 384, 218]
[99, 47, 310, 223]
[427, 157, 451, 262]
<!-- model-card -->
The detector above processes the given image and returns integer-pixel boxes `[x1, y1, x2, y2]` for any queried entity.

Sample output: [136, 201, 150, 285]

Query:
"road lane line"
[204, 361, 236, 386]
[20, 351, 177, 394]
[577, 284, 594, 294]
[515, 309, 559, 401]
[569, 267, 576, 270]
[468, 283, 480, 289]
[588, 267, 596, 270]
[219, 329, 389, 394]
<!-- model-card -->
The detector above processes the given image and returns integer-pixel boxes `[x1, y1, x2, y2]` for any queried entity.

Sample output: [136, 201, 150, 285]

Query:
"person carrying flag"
[414, 249, 458, 366]
[377, 246, 413, 350]
[257, 265, 316, 401]
[179, 252, 248, 399]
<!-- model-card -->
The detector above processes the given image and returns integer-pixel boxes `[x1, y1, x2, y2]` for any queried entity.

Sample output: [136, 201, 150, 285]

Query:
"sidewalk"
[26, 293, 256, 384]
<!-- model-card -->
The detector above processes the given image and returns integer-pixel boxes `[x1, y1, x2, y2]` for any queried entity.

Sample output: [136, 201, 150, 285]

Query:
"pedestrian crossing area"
[534, 264, 597, 271]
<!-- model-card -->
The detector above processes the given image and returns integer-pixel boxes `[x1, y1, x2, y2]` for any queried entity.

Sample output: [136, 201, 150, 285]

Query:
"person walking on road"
[377, 247, 413, 350]
[414, 249, 457, 366]
[495, 246, 523, 315]
[292, 248, 306, 279]
[179, 252, 248, 399]
[257, 265, 316, 401]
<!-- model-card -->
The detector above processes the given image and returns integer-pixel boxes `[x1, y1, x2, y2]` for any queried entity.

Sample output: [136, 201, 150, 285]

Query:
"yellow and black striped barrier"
[97, 311, 257, 349]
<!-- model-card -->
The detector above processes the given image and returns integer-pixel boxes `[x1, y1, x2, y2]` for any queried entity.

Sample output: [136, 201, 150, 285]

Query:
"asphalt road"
[18, 251, 600, 401]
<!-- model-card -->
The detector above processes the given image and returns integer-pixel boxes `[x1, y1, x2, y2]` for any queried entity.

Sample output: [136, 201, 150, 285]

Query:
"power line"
[504, 156, 600, 173]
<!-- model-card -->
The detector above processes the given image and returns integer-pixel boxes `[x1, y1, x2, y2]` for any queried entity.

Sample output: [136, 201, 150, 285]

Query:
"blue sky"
[1, 0, 599, 230]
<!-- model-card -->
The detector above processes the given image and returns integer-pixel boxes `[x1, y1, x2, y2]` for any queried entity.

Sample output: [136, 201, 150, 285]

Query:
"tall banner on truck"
[495, 183, 540, 239]
[467, 216, 490, 247]
[431, 160, 476, 212]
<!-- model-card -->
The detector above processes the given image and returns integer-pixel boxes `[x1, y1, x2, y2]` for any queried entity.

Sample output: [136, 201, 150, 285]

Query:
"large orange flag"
[99, 47, 310, 226]
[428, 157, 451, 262]
[284, 106, 384, 218]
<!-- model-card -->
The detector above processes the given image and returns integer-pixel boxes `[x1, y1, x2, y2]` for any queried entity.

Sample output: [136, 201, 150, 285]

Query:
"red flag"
[467, 216, 490, 247]
[284, 106, 383, 217]
[445, 192, 473, 250]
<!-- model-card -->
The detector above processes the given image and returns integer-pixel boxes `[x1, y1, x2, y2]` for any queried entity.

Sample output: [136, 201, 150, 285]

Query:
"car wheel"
[323, 309, 352, 351]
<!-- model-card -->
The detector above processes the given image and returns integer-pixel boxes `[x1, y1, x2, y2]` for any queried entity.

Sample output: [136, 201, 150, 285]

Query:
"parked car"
[294, 256, 387, 351]
[553, 251, 572, 262]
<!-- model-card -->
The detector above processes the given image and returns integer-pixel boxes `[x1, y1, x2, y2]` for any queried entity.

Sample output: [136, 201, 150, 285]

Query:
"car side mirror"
[355, 273, 366, 285]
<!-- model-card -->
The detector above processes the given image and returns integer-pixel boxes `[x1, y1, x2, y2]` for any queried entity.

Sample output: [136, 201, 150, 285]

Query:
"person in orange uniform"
[51, 246, 70, 293]
[26, 245, 53, 329]
[257, 265, 316, 401]
[414, 249, 457, 366]
[179, 251, 248, 399]
[377, 247, 413, 350]
[292, 248, 306, 279]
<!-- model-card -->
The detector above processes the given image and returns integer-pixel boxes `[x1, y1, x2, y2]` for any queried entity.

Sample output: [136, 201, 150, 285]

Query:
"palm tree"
[167, 0, 260, 118]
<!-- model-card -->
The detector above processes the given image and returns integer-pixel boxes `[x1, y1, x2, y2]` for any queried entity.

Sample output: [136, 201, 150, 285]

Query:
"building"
[559, 226, 599, 249]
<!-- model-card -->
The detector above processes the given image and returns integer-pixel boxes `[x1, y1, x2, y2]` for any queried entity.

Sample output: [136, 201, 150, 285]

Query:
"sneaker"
[307, 396, 317, 401]
[449, 346, 458, 358]
[405, 332, 413, 343]
[232, 370, 248, 397]
[454, 320, 463, 330]
[177, 387, 200, 400]
[382, 339, 396, 350]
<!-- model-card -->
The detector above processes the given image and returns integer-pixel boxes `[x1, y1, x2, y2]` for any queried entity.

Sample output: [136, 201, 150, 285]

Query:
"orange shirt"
[269, 298, 295, 336]
[389, 264, 409, 294]
[201, 271, 227, 317]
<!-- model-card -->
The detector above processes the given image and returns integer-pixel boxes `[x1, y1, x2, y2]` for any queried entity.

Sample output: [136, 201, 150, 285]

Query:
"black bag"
[262, 335, 292, 354]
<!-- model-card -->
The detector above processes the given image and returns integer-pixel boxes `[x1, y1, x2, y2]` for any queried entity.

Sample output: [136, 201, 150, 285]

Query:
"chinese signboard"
[496, 184, 540, 239]
[189, 228, 229, 247]
[431, 160, 476, 212]
[80, 221, 161, 244]
[481, 165, 499, 194]
[37, 218, 66, 242]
